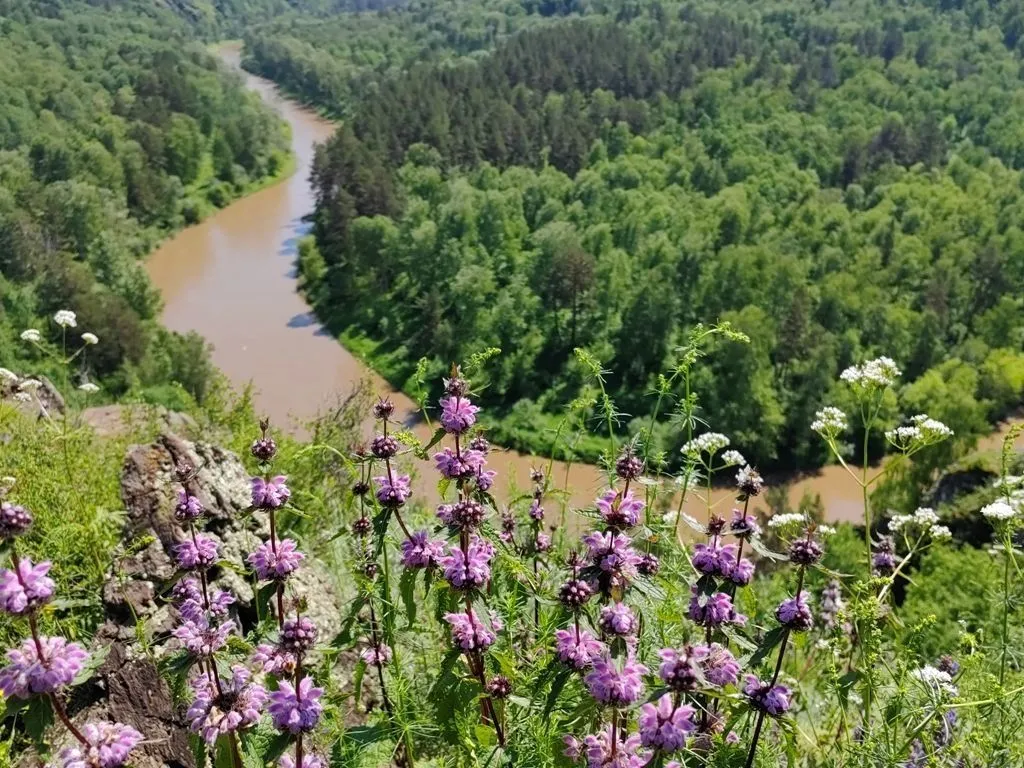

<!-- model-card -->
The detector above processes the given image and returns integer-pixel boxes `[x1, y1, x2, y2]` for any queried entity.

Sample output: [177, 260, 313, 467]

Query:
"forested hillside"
[246, 0, 1024, 469]
[0, 0, 289, 401]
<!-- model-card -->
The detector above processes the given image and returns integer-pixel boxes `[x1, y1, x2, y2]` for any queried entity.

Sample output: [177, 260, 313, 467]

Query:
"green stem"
[999, 532, 1013, 686]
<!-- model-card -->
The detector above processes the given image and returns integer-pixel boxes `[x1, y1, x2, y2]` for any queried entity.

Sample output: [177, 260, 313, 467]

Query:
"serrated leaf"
[190, 733, 209, 768]
[24, 695, 53, 744]
[420, 427, 447, 456]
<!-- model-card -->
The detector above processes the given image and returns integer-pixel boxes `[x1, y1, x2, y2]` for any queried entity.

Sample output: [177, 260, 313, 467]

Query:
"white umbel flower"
[680, 432, 730, 457]
[81, 332, 99, 345]
[929, 525, 952, 540]
[53, 310, 77, 328]
[20, 329, 41, 343]
[0, 368, 18, 383]
[78, 382, 99, 394]
[720, 450, 745, 467]
[768, 512, 806, 530]
[981, 501, 1018, 522]
[886, 414, 954, 452]
[811, 406, 848, 436]
[910, 665, 957, 695]
[840, 356, 901, 390]
[12, 392, 31, 403]
[18, 379, 40, 391]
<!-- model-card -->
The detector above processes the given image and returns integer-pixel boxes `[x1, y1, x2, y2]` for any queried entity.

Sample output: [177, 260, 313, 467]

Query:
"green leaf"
[189, 733, 209, 768]
[344, 724, 390, 746]
[474, 724, 497, 748]
[353, 658, 367, 707]
[24, 695, 53, 745]
[747, 626, 788, 669]
[240, 723, 291, 768]
[331, 595, 367, 648]
[544, 667, 572, 717]
[72, 643, 110, 685]
[399, 567, 419, 628]
[213, 735, 235, 768]
[420, 427, 447, 457]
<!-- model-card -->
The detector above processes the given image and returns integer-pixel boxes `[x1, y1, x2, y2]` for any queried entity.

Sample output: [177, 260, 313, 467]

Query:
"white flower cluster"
[811, 406, 848, 436]
[81, 332, 99, 345]
[840, 356, 901, 390]
[53, 309, 77, 328]
[817, 524, 837, 537]
[889, 507, 940, 532]
[0, 368, 17, 383]
[910, 665, 957, 695]
[768, 512, 807, 530]
[885, 414, 954, 452]
[720, 450, 745, 467]
[78, 382, 99, 394]
[681, 432, 730, 458]
[981, 501, 1018, 522]
[929, 525, 952, 540]
[20, 329, 41, 343]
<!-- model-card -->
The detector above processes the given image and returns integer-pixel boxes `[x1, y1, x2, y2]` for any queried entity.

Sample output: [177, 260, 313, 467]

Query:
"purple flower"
[729, 508, 760, 539]
[691, 542, 727, 577]
[598, 602, 638, 636]
[174, 490, 204, 522]
[0, 558, 55, 614]
[445, 609, 499, 651]
[583, 531, 642, 587]
[570, 725, 649, 768]
[638, 694, 696, 751]
[371, 435, 399, 459]
[251, 643, 296, 677]
[187, 666, 268, 745]
[725, 555, 755, 586]
[173, 616, 234, 657]
[173, 580, 235, 623]
[269, 676, 323, 734]
[638, 553, 660, 576]
[372, 398, 395, 421]
[252, 475, 291, 510]
[820, 579, 845, 631]
[873, 537, 897, 575]
[400, 529, 446, 568]
[584, 654, 648, 707]
[555, 629, 606, 670]
[374, 473, 411, 507]
[55, 721, 144, 768]
[702, 643, 740, 687]
[439, 537, 494, 590]
[433, 447, 485, 480]
[789, 537, 823, 566]
[937, 655, 960, 677]
[615, 450, 643, 481]
[687, 587, 746, 627]
[595, 488, 644, 528]
[475, 467, 497, 492]
[0, 636, 88, 697]
[0, 501, 32, 538]
[359, 644, 392, 668]
[174, 535, 219, 571]
[440, 396, 479, 434]
[247, 538, 304, 580]
[743, 675, 791, 716]
[657, 645, 707, 691]
[281, 616, 318, 654]
[776, 591, 813, 631]
[437, 499, 485, 530]
[535, 532, 552, 553]
[279, 754, 326, 768]
[529, 499, 544, 521]
[570, 726, 650, 768]
[904, 740, 926, 768]
[559, 578, 593, 610]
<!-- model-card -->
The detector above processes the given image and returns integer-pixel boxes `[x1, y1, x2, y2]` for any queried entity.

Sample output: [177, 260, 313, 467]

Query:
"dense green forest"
[244, 0, 1024, 470]
[0, 0, 289, 401]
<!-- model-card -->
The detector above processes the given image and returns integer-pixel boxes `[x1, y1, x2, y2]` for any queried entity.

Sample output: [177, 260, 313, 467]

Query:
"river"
[146, 43, 1022, 525]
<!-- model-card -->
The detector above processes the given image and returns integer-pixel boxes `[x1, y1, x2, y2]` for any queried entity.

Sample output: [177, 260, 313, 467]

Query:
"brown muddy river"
[147, 43, 1021, 525]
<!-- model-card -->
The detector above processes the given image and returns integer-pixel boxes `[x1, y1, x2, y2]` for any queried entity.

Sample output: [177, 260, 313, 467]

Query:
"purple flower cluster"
[252, 475, 291, 510]
[743, 675, 791, 716]
[584, 654, 648, 706]
[360, 644, 393, 668]
[564, 726, 650, 768]
[252, 643, 297, 676]
[582, 531, 643, 588]
[439, 537, 494, 590]
[439, 396, 479, 434]
[55, 722, 144, 768]
[873, 536, 897, 576]
[555, 629, 606, 670]
[437, 500, 486, 531]
[776, 592, 814, 631]
[598, 602, 638, 636]
[434, 447, 485, 480]
[400, 529, 446, 568]
[729, 508, 760, 539]
[445, 610, 500, 651]
[687, 587, 746, 627]
[175, 489, 204, 521]
[691, 541, 754, 586]
[0, 501, 32, 539]
[172, 616, 234, 657]
[595, 488, 644, 528]
[269, 676, 323, 734]
[281, 616, 318, 654]
[248, 538, 305, 581]
[638, 694, 696, 751]
[187, 666, 268, 744]
[279, 754, 326, 768]
[174, 534, 219, 571]
[0, 636, 88, 698]
[374, 473, 411, 507]
[0, 557, 55, 614]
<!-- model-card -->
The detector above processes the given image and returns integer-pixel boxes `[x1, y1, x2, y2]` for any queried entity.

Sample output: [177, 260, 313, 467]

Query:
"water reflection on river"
[146, 44, 1022, 525]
